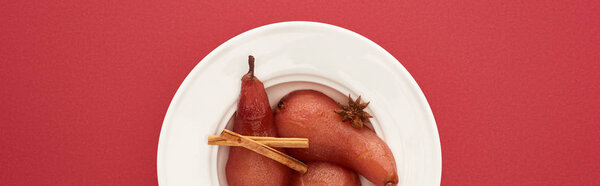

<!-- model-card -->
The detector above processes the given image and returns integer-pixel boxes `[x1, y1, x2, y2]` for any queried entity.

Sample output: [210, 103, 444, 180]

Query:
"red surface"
[1, 1, 599, 185]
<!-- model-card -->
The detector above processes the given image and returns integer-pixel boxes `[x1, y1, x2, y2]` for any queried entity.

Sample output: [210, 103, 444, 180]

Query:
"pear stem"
[248, 55, 255, 79]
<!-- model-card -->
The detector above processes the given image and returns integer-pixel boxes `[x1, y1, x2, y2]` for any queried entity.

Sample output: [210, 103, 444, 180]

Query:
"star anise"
[334, 94, 373, 129]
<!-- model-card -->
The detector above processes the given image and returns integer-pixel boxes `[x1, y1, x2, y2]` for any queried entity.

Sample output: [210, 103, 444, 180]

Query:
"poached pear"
[225, 56, 291, 186]
[275, 90, 398, 186]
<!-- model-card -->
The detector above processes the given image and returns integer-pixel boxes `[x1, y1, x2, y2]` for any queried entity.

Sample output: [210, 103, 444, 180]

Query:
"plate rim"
[156, 21, 442, 185]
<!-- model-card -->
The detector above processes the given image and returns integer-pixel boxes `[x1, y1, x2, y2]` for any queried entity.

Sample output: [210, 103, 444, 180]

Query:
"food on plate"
[225, 56, 291, 186]
[217, 55, 398, 185]
[290, 162, 361, 186]
[275, 90, 398, 186]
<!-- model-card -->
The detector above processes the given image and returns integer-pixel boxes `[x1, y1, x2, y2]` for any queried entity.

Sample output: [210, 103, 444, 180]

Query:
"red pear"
[225, 56, 290, 186]
[275, 90, 398, 186]
[290, 162, 361, 186]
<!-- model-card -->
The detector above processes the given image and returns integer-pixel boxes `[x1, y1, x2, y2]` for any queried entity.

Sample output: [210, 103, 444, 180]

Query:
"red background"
[1, 1, 599, 185]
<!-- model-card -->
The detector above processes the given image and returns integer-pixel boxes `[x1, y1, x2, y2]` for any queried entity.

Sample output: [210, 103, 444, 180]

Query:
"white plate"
[157, 21, 441, 186]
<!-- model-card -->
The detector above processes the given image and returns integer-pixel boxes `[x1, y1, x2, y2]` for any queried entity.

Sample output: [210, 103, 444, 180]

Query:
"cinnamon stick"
[219, 129, 308, 174]
[208, 135, 308, 148]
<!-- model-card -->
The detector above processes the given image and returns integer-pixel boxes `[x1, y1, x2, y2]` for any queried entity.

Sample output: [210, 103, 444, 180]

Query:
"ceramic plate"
[157, 21, 441, 186]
